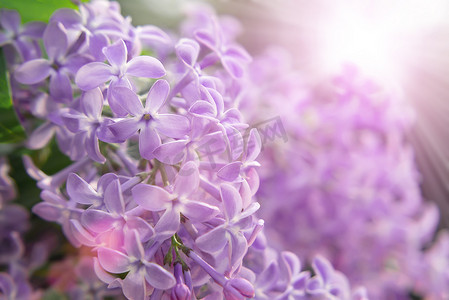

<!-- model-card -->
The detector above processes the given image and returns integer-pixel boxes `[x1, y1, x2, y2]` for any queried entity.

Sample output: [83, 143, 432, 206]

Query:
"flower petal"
[49, 72, 73, 102]
[139, 124, 161, 160]
[217, 162, 242, 182]
[195, 226, 228, 253]
[75, 62, 113, 91]
[67, 173, 101, 205]
[85, 131, 106, 163]
[132, 183, 171, 211]
[220, 183, 242, 221]
[110, 86, 144, 116]
[103, 39, 127, 67]
[245, 128, 262, 163]
[153, 140, 188, 165]
[155, 114, 190, 138]
[175, 38, 200, 66]
[107, 118, 140, 142]
[145, 263, 176, 290]
[122, 269, 146, 300]
[14, 59, 51, 84]
[126, 56, 166, 78]
[0, 9, 20, 33]
[154, 209, 180, 242]
[104, 179, 125, 215]
[174, 161, 199, 197]
[81, 88, 104, 119]
[189, 100, 216, 119]
[97, 247, 130, 274]
[26, 122, 56, 149]
[43, 22, 68, 60]
[81, 209, 116, 233]
[182, 201, 219, 222]
[146, 79, 169, 113]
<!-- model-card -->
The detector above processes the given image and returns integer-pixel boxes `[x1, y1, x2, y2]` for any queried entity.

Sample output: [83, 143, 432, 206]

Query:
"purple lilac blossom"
[2, 2, 366, 299]
[243, 48, 447, 299]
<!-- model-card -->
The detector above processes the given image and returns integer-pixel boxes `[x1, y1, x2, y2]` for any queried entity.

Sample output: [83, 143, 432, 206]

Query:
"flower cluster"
[243, 48, 447, 299]
[1, 1, 365, 299]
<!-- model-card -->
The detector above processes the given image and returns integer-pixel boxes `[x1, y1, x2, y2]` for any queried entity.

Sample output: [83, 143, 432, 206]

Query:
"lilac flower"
[97, 230, 175, 299]
[0, 9, 45, 61]
[15, 21, 90, 102]
[0, 157, 16, 204]
[103, 80, 190, 160]
[75, 39, 165, 115]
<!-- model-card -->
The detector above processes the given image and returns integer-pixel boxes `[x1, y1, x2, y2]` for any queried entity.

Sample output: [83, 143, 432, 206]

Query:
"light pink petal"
[75, 62, 113, 91]
[103, 39, 127, 68]
[145, 263, 176, 290]
[182, 201, 219, 222]
[97, 247, 130, 274]
[81, 88, 103, 119]
[43, 22, 68, 60]
[195, 226, 228, 253]
[146, 79, 169, 113]
[153, 140, 188, 165]
[69, 219, 97, 247]
[104, 179, 125, 215]
[217, 162, 242, 182]
[14, 59, 51, 84]
[245, 128, 262, 162]
[220, 183, 243, 221]
[155, 114, 190, 138]
[132, 183, 171, 211]
[174, 161, 199, 197]
[81, 209, 116, 233]
[126, 56, 166, 78]
[67, 173, 100, 205]
[110, 86, 144, 116]
[139, 124, 161, 160]
[222, 56, 244, 79]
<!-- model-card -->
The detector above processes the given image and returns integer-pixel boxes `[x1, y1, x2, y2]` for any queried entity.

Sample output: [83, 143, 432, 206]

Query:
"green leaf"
[0, 0, 79, 23]
[0, 49, 26, 143]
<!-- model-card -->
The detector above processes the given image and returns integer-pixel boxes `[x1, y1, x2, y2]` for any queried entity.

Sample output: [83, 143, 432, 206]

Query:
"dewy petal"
[220, 183, 243, 221]
[153, 140, 188, 165]
[132, 184, 171, 211]
[139, 123, 161, 160]
[146, 79, 169, 113]
[81, 88, 104, 120]
[67, 173, 100, 205]
[43, 22, 68, 60]
[174, 161, 199, 197]
[104, 179, 125, 215]
[155, 114, 190, 138]
[110, 86, 144, 116]
[175, 38, 200, 66]
[14, 59, 51, 84]
[107, 118, 140, 142]
[97, 247, 130, 274]
[75, 62, 113, 91]
[245, 128, 262, 163]
[49, 72, 73, 102]
[195, 226, 228, 253]
[81, 209, 116, 233]
[217, 162, 242, 182]
[103, 39, 128, 68]
[126, 56, 166, 78]
[145, 263, 176, 290]
[182, 201, 219, 222]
